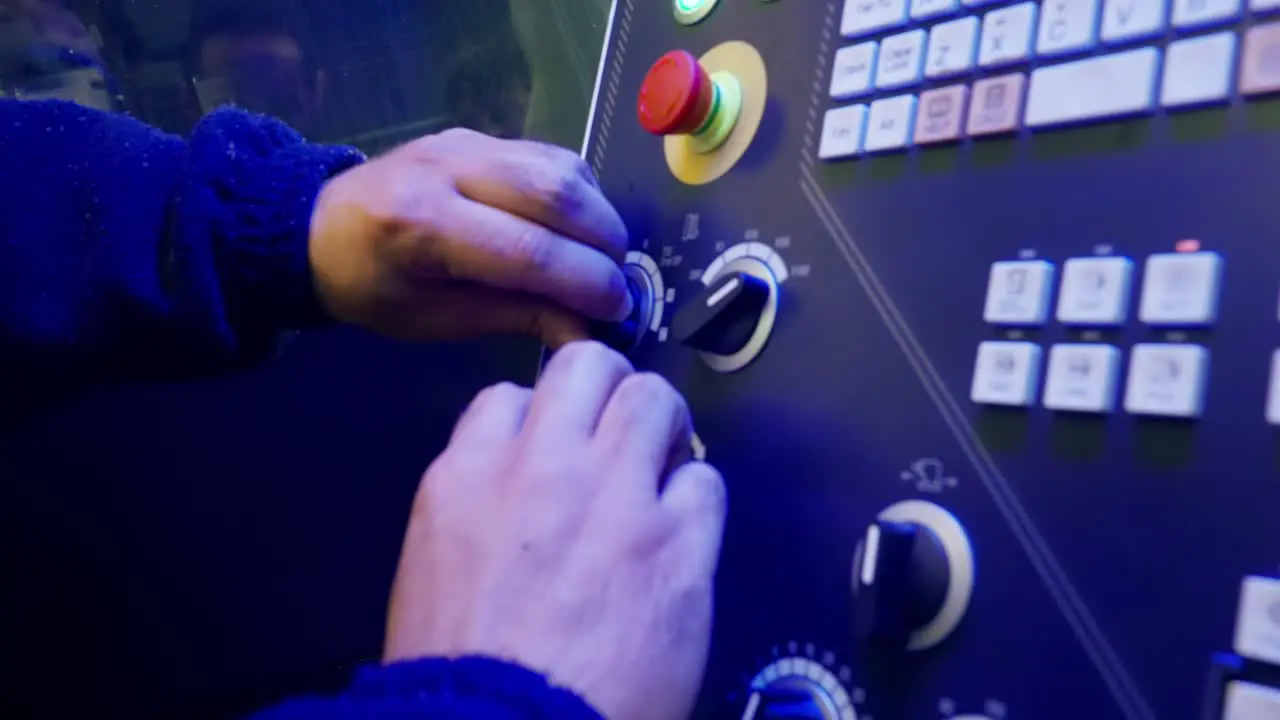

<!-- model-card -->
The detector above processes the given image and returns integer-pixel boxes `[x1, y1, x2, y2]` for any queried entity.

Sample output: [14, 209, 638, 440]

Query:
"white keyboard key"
[926, 16, 980, 78]
[1123, 343, 1210, 418]
[1233, 576, 1280, 665]
[819, 105, 868, 160]
[876, 29, 927, 89]
[911, 0, 960, 20]
[863, 94, 917, 152]
[971, 341, 1042, 407]
[1024, 48, 1160, 128]
[1042, 344, 1122, 413]
[1161, 32, 1237, 108]
[1100, 0, 1169, 43]
[1224, 682, 1280, 720]
[1138, 251, 1223, 325]
[842, 0, 910, 38]
[1266, 351, 1280, 424]
[1056, 256, 1133, 325]
[1172, 0, 1242, 28]
[1036, 0, 1102, 56]
[831, 43, 879, 100]
[983, 260, 1055, 325]
[1255, 0, 1280, 12]
[979, 2, 1038, 67]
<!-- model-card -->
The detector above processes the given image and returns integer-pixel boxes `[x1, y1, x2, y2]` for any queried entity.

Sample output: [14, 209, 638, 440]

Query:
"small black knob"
[753, 678, 839, 720]
[590, 274, 649, 352]
[671, 271, 770, 355]
[851, 520, 950, 649]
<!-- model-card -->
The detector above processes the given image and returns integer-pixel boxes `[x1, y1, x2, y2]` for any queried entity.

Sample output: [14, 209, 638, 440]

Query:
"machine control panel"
[580, 0, 1280, 717]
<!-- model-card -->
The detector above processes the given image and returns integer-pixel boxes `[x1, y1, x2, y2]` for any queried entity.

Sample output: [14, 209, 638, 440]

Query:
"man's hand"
[384, 341, 726, 720]
[308, 129, 630, 347]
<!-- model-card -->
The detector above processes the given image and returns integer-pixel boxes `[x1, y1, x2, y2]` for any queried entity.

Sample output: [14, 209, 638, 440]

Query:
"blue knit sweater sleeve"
[0, 99, 363, 419]
[249, 658, 603, 720]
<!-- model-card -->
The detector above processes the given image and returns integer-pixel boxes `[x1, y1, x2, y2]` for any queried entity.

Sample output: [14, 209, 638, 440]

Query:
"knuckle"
[507, 222, 559, 277]
[471, 381, 529, 414]
[524, 153, 588, 217]
[550, 339, 632, 376]
[614, 372, 685, 419]
[436, 126, 482, 145]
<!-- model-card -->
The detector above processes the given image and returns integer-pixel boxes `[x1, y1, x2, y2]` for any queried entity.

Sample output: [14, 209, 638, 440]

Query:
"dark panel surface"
[583, 1, 1280, 718]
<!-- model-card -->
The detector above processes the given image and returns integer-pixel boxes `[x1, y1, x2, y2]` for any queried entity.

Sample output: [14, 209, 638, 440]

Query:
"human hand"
[384, 341, 726, 720]
[308, 128, 631, 347]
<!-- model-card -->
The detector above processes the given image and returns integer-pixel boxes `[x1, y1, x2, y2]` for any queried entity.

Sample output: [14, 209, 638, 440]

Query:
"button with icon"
[983, 259, 1055, 326]
[1043, 343, 1122, 413]
[1123, 343, 1209, 418]
[1056, 256, 1133, 326]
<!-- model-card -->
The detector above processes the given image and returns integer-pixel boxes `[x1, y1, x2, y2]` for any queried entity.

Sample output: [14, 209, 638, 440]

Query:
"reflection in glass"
[187, 1, 325, 136]
[0, 0, 118, 110]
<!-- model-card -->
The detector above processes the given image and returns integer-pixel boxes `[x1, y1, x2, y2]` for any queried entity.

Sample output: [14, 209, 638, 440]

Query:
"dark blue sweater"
[0, 99, 601, 720]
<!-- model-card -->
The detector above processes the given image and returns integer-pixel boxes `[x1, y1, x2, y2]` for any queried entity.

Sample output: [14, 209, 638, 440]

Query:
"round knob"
[638, 50, 717, 136]
[851, 520, 950, 650]
[671, 270, 772, 356]
[590, 270, 654, 353]
[747, 677, 840, 720]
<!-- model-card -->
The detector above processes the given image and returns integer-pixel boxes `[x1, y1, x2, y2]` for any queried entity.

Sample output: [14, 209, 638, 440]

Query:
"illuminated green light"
[673, 0, 719, 25]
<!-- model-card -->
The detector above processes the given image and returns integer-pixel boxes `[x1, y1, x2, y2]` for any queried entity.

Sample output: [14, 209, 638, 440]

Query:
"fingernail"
[616, 273, 638, 321]
[619, 285, 635, 321]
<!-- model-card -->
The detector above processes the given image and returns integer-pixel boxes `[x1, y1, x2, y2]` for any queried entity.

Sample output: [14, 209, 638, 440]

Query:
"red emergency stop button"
[637, 50, 715, 136]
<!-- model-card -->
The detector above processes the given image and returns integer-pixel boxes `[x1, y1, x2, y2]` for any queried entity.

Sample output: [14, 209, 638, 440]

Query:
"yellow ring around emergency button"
[673, 0, 720, 25]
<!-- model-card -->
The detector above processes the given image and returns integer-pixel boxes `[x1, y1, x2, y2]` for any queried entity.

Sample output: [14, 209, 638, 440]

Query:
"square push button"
[831, 42, 879, 100]
[1241, 22, 1280, 96]
[1056, 256, 1133, 326]
[1266, 351, 1280, 425]
[1161, 32, 1237, 108]
[1224, 681, 1280, 720]
[1138, 251, 1223, 326]
[819, 105, 868, 160]
[971, 341, 1042, 406]
[864, 94, 918, 152]
[1234, 576, 1280, 666]
[915, 84, 969, 144]
[983, 260, 1055, 325]
[1042, 344, 1122, 413]
[1123, 343, 1210, 418]
[967, 73, 1026, 136]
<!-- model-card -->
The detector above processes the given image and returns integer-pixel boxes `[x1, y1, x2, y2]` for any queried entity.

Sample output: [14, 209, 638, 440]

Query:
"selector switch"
[638, 50, 743, 153]
[748, 678, 840, 720]
[672, 271, 771, 356]
[590, 272, 653, 353]
[852, 520, 951, 649]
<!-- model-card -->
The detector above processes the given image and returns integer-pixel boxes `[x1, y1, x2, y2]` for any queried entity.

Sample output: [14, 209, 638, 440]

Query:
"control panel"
[579, 0, 1280, 718]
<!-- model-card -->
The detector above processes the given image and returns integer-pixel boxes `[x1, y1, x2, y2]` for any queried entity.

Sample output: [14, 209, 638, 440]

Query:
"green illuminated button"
[673, 0, 720, 25]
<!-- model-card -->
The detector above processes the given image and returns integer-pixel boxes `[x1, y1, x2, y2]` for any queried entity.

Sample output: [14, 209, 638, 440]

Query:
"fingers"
[524, 341, 634, 440]
[409, 129, 625, 262]
[450, 381, 535, 450]
[661, 461, 728, 576]
[452, 142, 628, 265]
[426, 196, 632, 323]
[594, 373, 693, 503]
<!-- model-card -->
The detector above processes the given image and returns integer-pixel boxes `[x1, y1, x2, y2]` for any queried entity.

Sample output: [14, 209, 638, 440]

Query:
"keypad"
[972, 251, 1223, 417]
[824, 0, 1271, 160]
